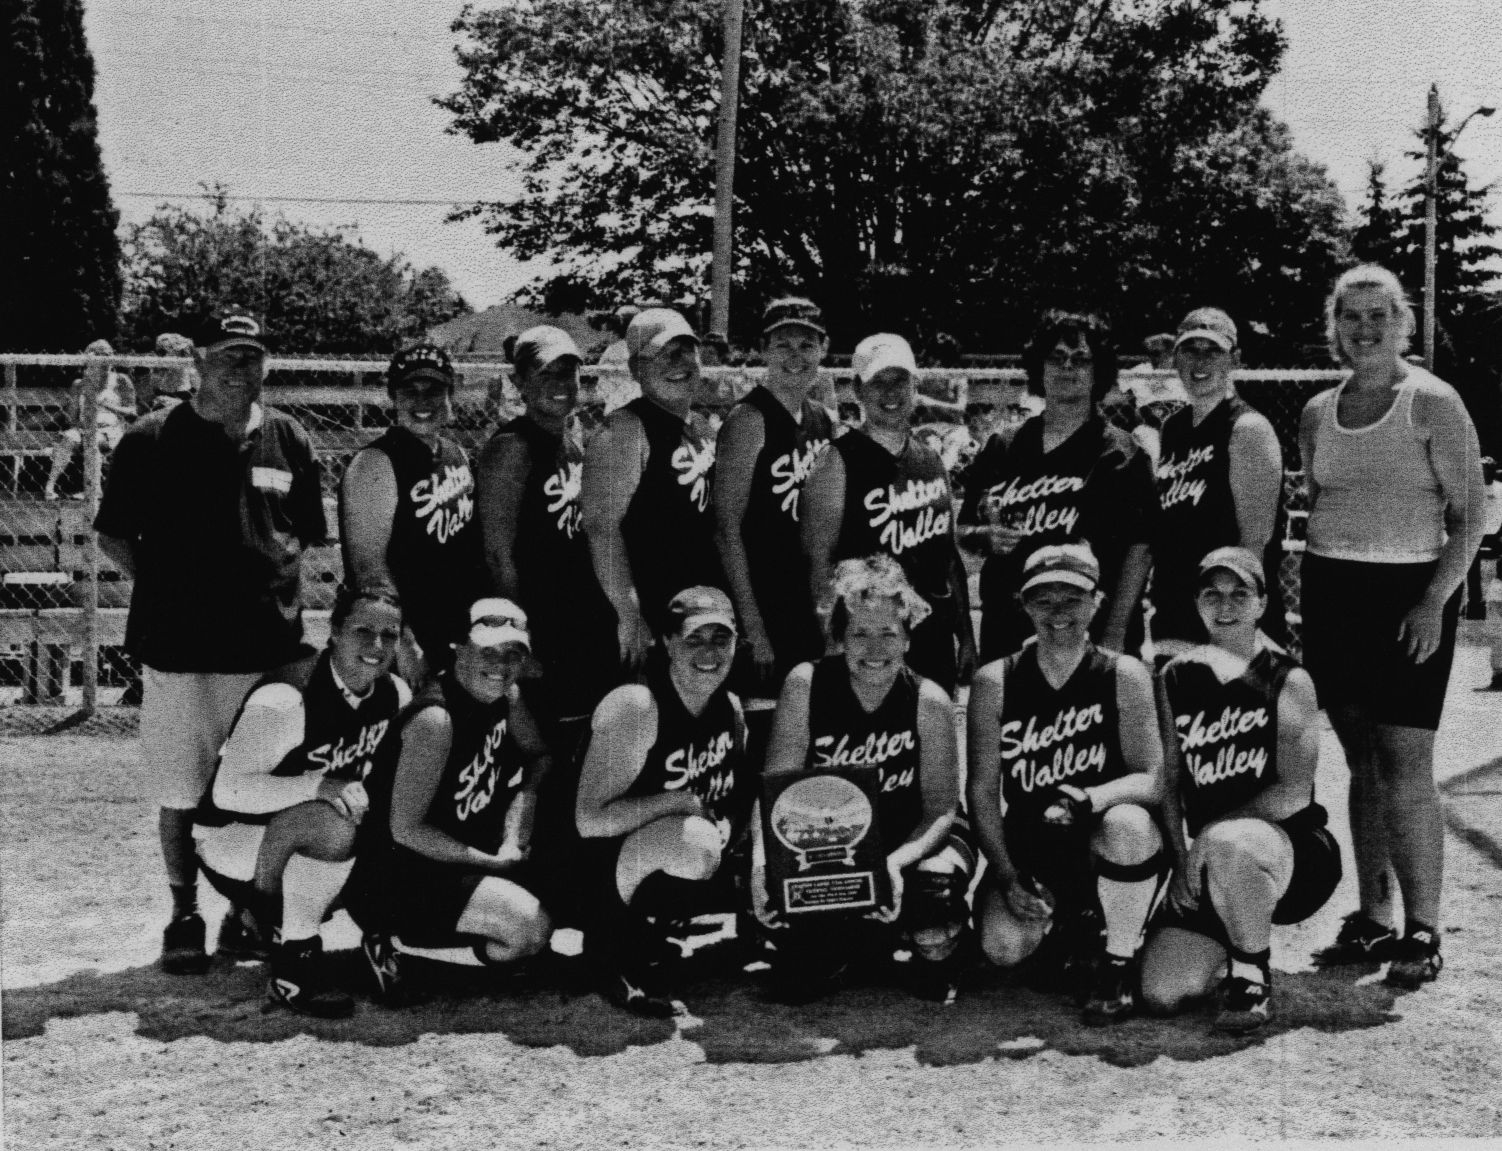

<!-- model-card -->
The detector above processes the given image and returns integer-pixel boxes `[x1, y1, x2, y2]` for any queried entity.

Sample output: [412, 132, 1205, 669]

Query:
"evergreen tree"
[1351, 161, 1402, 269]
[1, 0, 121, 351]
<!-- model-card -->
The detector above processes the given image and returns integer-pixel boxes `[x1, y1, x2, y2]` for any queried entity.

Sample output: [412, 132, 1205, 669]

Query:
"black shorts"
[344, 846, 542, 946]
[1151, 804, 1342, 942]
[1300, 554, 1460, 730]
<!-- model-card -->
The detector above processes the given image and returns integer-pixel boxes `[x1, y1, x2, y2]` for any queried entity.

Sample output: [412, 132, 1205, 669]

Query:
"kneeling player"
[574, 587, 752, 1017]
[968, 543, 1164, 1024]
[193, 587, 410, 1017]
[756, 555, 974, 1004]
[1139, 547, 1340, 1033]
[346, 599, 554, 1000]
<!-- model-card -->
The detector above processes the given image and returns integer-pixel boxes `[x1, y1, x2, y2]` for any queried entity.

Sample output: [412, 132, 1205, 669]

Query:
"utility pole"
[709, 0, 745, 341]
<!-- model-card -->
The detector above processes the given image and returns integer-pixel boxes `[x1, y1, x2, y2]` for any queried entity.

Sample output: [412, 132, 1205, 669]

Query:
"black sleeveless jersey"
[964, 416, 1155, 610]
[1162, 645, 1295, 834]
[731, 387, 833, 666]
[832, 431, 954, 602]
[196, 651, 405, 827]
[617, 663, 748, 845]
[617, 397, 723, 626]
[996, 645, 1128, 821]
[1150, 395, 1286, 640]
[805, 657, 924, 847]
[486, 415, 599, 643]
[344, 427, 484, 655]
[362, 673, 526, 856]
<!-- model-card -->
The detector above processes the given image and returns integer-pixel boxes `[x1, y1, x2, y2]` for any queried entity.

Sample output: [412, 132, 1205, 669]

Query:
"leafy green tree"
[119, 188, 471, 354]
[442, 0, 1348, 359]
[1, 0, 121, 351]
[1351, 161, 1403, 269]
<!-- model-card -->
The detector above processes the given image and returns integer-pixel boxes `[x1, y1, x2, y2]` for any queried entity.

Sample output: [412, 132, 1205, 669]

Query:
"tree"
[441, 0, 1348, 359]
[1, 0, 121, 351]
[119, 189, 471, 354]
[1351, 161, 1402, 270]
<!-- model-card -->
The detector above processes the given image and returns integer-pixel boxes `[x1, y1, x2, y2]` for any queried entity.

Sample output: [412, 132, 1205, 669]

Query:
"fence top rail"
[1, 353, 1346, 385]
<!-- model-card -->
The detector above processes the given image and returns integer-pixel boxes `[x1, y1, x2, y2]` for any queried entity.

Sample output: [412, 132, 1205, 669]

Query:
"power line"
[118, 191, 486, 207]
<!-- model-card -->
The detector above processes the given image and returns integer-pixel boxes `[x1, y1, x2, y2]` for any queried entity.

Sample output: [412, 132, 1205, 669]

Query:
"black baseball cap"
[387, 343, 456, 388]
[192, 311, 269, 354]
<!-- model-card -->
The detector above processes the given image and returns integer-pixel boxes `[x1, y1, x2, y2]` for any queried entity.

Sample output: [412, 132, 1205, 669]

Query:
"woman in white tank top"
[1296, 264, 1486, 990]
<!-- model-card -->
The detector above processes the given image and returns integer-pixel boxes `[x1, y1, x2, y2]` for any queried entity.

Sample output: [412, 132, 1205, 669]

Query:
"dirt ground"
[3, 643, 1501, 1149]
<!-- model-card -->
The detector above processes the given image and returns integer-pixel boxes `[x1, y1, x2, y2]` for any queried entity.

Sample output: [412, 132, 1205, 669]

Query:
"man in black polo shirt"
[96, 312, 327, 975]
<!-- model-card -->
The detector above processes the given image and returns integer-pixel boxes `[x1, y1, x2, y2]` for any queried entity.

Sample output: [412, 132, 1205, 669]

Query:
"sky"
[85, 0, 1502, 313]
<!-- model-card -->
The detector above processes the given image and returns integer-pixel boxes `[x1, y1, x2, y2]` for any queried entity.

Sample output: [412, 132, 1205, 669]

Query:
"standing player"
[1139, 547, 1340, 1032]
[96, 312, 327, 975]
[582, 309, 724, 673]
[1148, 308, 1286, 660]
[968, 544, 1164, 1024]
[574, 587, 751, 1017]
[802, 333, 975, 693]
[341, 343, 485, 681]
[959, 311, 1157, 662]
[192, 587, 410, 1017]
[714, 296, 834, 760]
[346, 599, 554, 998]
[754, 556, 972, 1003]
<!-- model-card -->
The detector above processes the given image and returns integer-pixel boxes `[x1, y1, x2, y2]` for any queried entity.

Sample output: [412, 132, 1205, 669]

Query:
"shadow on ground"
[2, 937, 1401, 1069]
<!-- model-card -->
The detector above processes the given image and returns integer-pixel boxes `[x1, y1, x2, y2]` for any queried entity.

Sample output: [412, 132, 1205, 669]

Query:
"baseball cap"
[1198, 546, 1265, 594]
[851, 333, 918, 385]
[192, 312, 269, 354]
[387, 343, 455, 388]
[626, 308, 699, 359]
[512, 326, 582, 377]
[666, 586, 738, 637]
[466, 597, 531, 651]
[763, 297, 826, 337]
[1019, 543, 1101, 596]
[1173, 307, 1237, 352]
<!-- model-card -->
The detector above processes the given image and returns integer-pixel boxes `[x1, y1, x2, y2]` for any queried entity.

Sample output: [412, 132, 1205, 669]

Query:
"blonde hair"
[1324, 264, 1416, 365]
[824, 554, 931, 640]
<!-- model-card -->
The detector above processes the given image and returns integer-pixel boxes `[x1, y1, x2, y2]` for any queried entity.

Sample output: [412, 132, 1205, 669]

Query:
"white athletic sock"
[1229, 958, 1267, 984]
[393, 940, 485, 967]
[279, 854, 354, 943]
[1099, 874, 1157, 959]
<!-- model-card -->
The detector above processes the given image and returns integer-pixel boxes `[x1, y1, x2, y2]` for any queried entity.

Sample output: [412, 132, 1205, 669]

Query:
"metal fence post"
[78, 368, 99, 716]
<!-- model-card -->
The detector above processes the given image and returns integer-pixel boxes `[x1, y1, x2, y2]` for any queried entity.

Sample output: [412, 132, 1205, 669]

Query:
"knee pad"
[1093, 850, 1166, 883]
[906, 866, 970, 932]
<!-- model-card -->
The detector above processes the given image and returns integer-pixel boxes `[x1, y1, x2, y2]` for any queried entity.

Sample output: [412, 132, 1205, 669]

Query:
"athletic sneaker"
[761, 959, 851, 1006]
[1385, 929, 1443, 989]
[1311, 912, 1397, 967]
[160, 912, 210, 975]
[1081, 954, 1136, 1025]
[1214, 975, 1272, 1034]
[598, 968, 675, 1019]
[216, 906, 271, 961]
[267, 937, 355, 1019]
[361, 932, 404, 1003]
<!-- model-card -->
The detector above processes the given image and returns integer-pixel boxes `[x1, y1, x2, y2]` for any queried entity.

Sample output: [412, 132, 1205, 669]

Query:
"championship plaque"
[763, 768, 889, 916]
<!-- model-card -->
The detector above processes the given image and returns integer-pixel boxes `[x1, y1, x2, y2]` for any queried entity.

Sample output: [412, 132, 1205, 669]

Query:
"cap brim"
[1020, 571, 1098, 595]
[469, 624, 531, 651]
[205, 337, 267, 354]
[391, 368, 453, 386]
[1198, 562, 1264, 593]
[764, 319, 826, 337]
[1173, 329, 1234, 352]
[857, 353, 916, 384]
[679, 612, 737, 637]
[646, 330, 700, 356]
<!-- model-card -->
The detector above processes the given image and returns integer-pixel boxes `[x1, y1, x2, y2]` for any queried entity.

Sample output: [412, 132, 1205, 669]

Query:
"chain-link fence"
[0, 354, 1339, 730]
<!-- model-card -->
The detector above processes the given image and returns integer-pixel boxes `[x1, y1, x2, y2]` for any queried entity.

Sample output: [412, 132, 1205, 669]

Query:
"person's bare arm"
[340, 447, 400, 594]
[497, 688, 553, 863]
[1297, 391, 1328, 508]
[574, 686, 702, 839]
[800, 448, 846, 645]
[1228, 666, 1318, 824]
[889, 678, 960, 872]
[1400, 387, 1488, 662]
[1101, 542, 1151, 653]
[475, 430, 531, 599]
[581, 411, 651, 669]
[1228, 409, 1283, 553]
[1084, 656, 1162, 811]
[713, 404, 775, 677]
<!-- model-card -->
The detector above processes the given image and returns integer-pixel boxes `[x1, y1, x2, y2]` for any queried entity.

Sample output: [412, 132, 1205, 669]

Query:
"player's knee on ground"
[978, 887, 1046, 968]
[1091, 803, 1160, 864]
[906, 848, 971, 962]
[463, 878, 552, 960]
[1139, 928, 1225, 1014]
